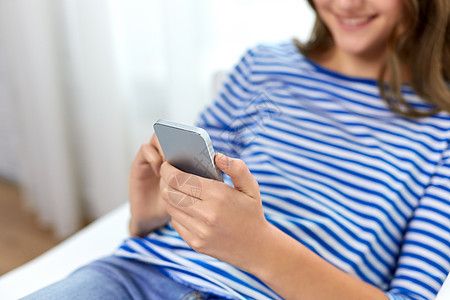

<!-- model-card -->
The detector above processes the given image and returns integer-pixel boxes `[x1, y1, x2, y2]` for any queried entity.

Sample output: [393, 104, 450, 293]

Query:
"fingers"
[160, 162, 221, 201]
[160, 180, 203, 219]
[140, 142, 164, 176]
[133, 134, 165, 177]
[167, 201, 209, 252]
[150, 133, 165, 161]
[215, 153, 259, 198]
[170, 218, 198, 250]
[165, 184, 200, 207]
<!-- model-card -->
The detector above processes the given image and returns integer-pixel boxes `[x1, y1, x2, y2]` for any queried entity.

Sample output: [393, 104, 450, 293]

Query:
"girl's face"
[313, 0, 404, 57]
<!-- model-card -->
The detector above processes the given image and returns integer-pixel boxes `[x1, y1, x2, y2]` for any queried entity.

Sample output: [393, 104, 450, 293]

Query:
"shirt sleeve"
[195, 46, 272, 158]
[386, 143, 450, 300]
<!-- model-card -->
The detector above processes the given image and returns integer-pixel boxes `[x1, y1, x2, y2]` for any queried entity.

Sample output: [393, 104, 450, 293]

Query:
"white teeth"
[340, 16, 371, 26]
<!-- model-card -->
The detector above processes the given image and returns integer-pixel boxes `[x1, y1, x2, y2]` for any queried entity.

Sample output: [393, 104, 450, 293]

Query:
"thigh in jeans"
[22, 255, 207, 300]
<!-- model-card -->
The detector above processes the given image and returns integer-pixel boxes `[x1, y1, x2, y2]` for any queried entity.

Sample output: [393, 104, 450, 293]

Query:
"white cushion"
[437, 274, 450, 300]
[0, 203, 130, 300]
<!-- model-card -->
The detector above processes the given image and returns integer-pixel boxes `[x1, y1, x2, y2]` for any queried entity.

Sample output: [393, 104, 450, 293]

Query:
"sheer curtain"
[0, 0, 81, 238]
[0, 0, 313, 238]
[112, 0, 315, 151]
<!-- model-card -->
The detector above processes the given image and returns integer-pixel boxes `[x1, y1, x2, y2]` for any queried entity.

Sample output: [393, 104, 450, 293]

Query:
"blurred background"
[0, 0, 314, 274]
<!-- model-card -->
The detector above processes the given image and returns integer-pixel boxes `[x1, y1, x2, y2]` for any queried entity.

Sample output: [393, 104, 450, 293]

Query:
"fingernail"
[215, 152, 225, 162]
[215, 153, 231, 169]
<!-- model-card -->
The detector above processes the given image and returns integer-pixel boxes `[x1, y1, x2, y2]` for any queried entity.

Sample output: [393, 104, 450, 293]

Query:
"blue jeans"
[22, 255, 225, 300]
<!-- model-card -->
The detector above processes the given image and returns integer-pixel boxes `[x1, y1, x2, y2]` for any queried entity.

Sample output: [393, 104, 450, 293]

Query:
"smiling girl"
[26, 1, 449, 300]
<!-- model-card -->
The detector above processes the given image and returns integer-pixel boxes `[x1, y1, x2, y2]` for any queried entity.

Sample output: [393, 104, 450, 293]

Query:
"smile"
[336, 15, 377, 29]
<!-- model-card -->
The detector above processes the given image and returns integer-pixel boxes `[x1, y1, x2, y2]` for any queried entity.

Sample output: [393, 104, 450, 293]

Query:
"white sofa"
[0, 203, 449, 299]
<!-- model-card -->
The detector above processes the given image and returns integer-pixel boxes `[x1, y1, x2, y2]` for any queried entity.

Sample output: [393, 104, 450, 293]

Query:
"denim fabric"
[22, 255, 224, 300]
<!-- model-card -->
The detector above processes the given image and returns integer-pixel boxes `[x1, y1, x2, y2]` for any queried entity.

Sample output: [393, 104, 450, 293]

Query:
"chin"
[334, 39, 382, 58]
[341, 47, 372, 57]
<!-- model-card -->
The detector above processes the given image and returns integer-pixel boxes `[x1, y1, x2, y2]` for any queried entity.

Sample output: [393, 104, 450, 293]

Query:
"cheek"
[312, 0, 331, 12]
[377, 5, 404, 41]
[312, 1, 334, 29]
[312, 0, 332, 18]
[377, 0, 404, 26]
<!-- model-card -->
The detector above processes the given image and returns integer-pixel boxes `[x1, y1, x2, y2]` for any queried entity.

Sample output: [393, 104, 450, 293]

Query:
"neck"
[312, 46, 412, 83]
[315, 46, 387, 80]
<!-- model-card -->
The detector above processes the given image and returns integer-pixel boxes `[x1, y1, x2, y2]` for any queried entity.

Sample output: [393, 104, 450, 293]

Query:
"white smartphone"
[153, 119, 223, 181]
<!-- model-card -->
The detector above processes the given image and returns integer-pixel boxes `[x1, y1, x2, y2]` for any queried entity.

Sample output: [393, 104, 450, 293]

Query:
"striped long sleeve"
[116, 41, 450, 299]
[196, 48, 259, 158]
[386, 146, 450, 300]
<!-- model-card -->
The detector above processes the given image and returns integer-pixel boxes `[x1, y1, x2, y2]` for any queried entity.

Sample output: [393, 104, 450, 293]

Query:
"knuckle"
[140, 143, 148, 150]
[197, 226, 210, 241]
[205, 213, 219, 228]
[160, 184, 169, 201]
[138, 144, 147, 156]
[140, 143, 157, 162]
[190, 238, 204, 252]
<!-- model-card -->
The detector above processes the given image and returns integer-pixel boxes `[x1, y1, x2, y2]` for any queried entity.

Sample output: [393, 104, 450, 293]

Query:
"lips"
[336, 14, 377, 29]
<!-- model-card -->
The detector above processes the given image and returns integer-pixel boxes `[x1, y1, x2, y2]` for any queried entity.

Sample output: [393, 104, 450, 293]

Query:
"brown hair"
[295, 0, 450, 118]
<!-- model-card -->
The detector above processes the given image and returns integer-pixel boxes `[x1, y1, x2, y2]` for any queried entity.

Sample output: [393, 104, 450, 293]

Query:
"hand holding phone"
[154, 119, 223, 182]
[128, 134, 170, 237]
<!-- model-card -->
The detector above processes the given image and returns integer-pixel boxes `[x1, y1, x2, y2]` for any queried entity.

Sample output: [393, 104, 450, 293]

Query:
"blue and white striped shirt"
[115, 41, 450, 300]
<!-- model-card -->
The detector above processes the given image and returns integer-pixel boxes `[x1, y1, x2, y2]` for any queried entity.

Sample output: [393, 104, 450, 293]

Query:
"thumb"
[215, 153, 260, 198]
